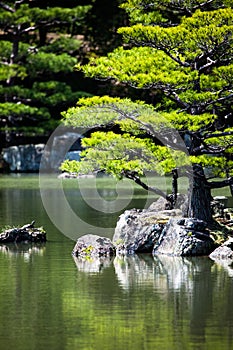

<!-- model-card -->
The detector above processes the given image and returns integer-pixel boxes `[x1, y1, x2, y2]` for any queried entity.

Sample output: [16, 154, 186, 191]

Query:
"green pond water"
[0, 174, 233, 350]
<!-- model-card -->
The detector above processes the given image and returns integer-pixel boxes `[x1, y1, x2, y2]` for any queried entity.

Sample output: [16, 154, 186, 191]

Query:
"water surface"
[0, 175, 232, 350]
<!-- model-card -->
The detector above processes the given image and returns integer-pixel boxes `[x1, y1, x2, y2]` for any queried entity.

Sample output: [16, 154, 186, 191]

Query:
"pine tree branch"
[0, 2, 14, 12]
[123, 171, 169, 200]
[208, 177, 233, 189]
[164, 89, 190, 110]
[204, 130, 233, 140]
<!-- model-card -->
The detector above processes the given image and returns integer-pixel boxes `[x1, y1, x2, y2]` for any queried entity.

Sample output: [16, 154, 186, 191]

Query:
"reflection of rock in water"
[153, 255, 204, 291]
[210, 258, 233, 277]
[114, 254, 157, 289]
[0, 243, 46, 262]
[73, 255, 113, 274]
[114, 254, 211, 293]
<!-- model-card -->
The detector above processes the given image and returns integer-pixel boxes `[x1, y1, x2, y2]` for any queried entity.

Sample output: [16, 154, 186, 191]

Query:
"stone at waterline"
[153, 218, 216, 256]
[72, 234, 115, 258]
[113, 207, 181, 255]
[209, 237, 233, 261]
[0, 221, 46, 243]
[72, 195, 227, 257]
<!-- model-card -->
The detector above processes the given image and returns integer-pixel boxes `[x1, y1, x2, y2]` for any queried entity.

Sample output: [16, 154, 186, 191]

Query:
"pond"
[0, 174, 233, 350]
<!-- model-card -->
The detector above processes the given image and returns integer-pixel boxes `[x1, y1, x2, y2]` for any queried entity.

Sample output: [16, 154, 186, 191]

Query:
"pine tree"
[61, 0, 233, 223]
[0, 0, 92, 148]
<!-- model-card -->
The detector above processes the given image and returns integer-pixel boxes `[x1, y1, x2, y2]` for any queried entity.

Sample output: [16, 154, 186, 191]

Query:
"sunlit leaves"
[161, 111, 217, 132]
[0, 102, 49, 119]
[76, 46, 195, 89]
[0, 63, 27, 81]
[61, 130, 189, 177]
[62, 1, 233, 186]
[120, 0, 232, 25]
[118, 8, 233, 63]
[62, 96, 155, 128]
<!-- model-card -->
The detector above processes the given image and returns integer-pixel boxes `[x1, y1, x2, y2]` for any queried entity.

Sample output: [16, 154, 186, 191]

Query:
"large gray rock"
[72, 234, 115, 258]
[41, 132, 82, 171]
[2, 144, 44, 172]
[113, 207, 181, 255]
[1, 132, 83, 173]
[153, 218, 216, 256]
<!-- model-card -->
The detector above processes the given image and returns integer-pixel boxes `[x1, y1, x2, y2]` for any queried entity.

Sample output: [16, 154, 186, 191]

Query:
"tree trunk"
[226, 167, 233, 196]
[185, 164, 213, 223]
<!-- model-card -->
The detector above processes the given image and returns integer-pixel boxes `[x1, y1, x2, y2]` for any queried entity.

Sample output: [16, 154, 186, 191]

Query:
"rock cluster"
[0, 221, 46, 243]
[72, 197, 229, 259]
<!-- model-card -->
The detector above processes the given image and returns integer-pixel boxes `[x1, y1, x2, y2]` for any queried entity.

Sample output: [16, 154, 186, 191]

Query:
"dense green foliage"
[0, 0, 93, 146]
[61, 0, 233, 220]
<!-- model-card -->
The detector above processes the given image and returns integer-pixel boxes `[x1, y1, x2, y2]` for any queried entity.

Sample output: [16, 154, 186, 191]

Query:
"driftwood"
[0, 221, 46, 243]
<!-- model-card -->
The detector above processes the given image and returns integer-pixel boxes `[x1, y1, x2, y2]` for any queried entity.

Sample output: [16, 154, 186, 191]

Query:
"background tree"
[0, 0, 94, 149]
[84, 0, 127, 55]
[62, 0, 233, 224]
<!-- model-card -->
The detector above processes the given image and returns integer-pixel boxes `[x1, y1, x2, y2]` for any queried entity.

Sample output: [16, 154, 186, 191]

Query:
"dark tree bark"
[185, 164, 213, 223]
[171, 168, 178, 207]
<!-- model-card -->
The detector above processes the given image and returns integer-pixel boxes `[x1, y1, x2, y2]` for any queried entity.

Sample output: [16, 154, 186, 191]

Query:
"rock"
[147, 197, 168, 211]
[153, 218, 216, 256]
[177, 217, 208, 231]
[57, 172, 78, 179]
[211, 196, 228, 218]
[72, 197, 225, 259]
[2, 144, 44, 172]
[1, 132, 83, 173]
[147, 194, 186, 212]
[0, 222, 46, 243]
[72, 234, 115, 258]
[64, 150, 81, 162]
[41, 132, 82, 171]
[113, 206, 181, 255]
[209, 237, 233, 260]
